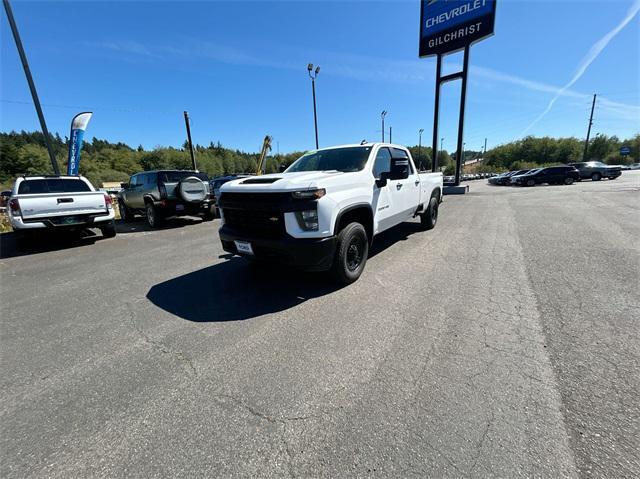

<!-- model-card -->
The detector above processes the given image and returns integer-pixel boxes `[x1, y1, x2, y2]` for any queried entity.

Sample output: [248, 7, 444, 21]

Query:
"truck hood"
[221, 171, 353, 193]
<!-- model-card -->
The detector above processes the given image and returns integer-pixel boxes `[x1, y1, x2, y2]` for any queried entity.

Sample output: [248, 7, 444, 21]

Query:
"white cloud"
[521, 0, 640, 135]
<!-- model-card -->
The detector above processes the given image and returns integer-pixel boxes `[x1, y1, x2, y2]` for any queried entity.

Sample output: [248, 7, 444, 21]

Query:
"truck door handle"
[396, 183, 402, 191]
[57, 198, 73, 203]
[414, 180, 420, 186]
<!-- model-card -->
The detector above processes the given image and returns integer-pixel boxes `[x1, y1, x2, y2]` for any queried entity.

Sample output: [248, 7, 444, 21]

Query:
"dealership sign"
[419, 0, 497, 57]
[620, 146, 631, 156]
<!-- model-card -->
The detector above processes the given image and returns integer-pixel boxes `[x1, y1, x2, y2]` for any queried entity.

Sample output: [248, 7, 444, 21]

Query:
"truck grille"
[223, 208, 285, 238]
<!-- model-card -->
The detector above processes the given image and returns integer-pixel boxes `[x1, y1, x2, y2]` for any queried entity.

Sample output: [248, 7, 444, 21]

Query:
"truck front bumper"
[219, 225, 336, 271]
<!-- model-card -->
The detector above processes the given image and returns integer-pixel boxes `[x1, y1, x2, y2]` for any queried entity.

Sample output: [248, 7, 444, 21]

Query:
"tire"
[145, 202, 163, 228]
[101, 220, 117, 238]
[564, 177, 574, 185]
[202, 206, 217, 221]
[331, 222, 369, 285]
[176, 177, 207, 203]
[526, 179, 535, 187]
[118, 200, 133, 222]
[420, 196, 439, 230]
[592, 172, 602, 181]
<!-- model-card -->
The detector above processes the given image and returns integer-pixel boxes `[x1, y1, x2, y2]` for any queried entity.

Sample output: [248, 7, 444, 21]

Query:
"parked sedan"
[568, 161, 622, 181]
[495, 170, 529, 186]
[511, 166, 579, 186]
[488, 172, 513, 185]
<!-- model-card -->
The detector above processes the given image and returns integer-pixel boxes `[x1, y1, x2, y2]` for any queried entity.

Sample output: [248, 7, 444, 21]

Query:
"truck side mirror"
[120, 182, 128, 189]
[376, 172, 390, 188]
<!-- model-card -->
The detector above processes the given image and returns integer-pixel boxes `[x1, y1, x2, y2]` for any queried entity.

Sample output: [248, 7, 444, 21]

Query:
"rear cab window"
[18, 178, 91, 194]
[391, 148, 415, 173]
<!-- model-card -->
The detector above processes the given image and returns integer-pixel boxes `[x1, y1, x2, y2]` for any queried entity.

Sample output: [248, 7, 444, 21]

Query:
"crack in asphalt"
[211, 393, 330, 478]
[125, 302, 197, 377]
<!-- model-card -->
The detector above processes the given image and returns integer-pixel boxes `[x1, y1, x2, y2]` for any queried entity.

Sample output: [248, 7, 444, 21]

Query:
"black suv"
[568, 161, 622, 181]
[118, 170, 215, 227]
[511, 166, 579, 186]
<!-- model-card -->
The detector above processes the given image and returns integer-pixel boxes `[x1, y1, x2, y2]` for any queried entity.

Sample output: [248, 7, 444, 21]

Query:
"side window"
[373, 148, 392, 179]
[145, 172, 156, 185]
[130, 175, 139, 187]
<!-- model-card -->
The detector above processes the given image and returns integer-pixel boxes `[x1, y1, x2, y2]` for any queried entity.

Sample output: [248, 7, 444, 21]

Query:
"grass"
[0, 211, 11, 234]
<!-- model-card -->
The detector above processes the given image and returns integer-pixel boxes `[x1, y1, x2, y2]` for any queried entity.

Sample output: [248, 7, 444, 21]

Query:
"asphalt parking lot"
[1, 171, 639, 477]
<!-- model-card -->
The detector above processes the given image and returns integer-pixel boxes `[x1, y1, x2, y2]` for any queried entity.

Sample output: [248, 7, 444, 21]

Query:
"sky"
[1, 0, 639, 154]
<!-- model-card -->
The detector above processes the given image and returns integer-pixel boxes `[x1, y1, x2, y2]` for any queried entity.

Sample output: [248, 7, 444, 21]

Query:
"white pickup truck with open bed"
[218, 142, 443, 283]
[7, 175, 116, 240]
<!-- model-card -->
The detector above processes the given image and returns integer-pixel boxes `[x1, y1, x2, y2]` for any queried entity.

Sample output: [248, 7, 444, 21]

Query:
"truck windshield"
[18, 178, 91, 194]
[160, 171, 209, 182]
[286, 147, 372, 173]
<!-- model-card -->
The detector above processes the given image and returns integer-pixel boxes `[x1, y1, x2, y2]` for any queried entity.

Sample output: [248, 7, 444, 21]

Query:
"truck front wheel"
[331, 222, 368, 285]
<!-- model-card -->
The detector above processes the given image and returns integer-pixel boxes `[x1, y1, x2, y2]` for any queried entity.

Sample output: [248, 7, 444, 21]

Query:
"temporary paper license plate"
[234, 240, 254, 255]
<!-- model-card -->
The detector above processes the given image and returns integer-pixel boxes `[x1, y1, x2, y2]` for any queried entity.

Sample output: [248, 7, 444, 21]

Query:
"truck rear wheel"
[101, 220, 117, 238]
[420, 197, 439, 230]
[331, 222, 368, 285]
[146, 202, 164, 228]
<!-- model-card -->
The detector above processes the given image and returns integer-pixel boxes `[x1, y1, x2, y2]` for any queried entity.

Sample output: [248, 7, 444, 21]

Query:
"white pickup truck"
[218, 143, 443, 283]
[7, 175, 116, 241]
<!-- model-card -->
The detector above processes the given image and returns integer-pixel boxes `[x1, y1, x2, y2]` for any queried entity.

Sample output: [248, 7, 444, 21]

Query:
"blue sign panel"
[620, 146, 631, 156]
[420, 0, 497, 57]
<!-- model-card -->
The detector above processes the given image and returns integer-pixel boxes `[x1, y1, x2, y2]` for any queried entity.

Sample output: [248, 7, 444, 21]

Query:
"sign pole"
[454, 46, 470, 186]
[431, 54, 442, 173]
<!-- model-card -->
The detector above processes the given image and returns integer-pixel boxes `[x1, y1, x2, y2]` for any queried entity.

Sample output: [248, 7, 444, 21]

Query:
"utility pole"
[583, 94, 597, 161]
[389, 126, 392, 143]
[3, 0, 59, 174]
[307, 64, 320, 149]
[183, 111, 197, 171]
[483, 137, 487, 157]
[418, 128, 424, 170]
[381, 111, 387, 142]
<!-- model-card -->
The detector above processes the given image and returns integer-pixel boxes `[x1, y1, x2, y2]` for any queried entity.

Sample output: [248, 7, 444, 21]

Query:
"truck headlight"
[296, 209, 319, 231]
[292, 188, 325, 199]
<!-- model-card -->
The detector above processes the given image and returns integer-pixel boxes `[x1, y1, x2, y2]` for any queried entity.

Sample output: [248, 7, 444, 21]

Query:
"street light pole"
[307, 63, 320, 149]
[3, 0, 59, 174]
[418, 128, 424, 170]
[381, 110, 387, 142]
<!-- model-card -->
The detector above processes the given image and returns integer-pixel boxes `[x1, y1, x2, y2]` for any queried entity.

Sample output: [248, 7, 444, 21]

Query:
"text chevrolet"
[218, 143, 443, 284]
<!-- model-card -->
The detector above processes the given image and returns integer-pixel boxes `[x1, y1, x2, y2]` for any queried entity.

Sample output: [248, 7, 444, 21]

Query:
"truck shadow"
[0, 229, 104, 259]
[146, 221, 425, 323]
[116, 216, 210, 234]
[146, 258, 340, 322]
